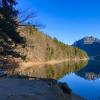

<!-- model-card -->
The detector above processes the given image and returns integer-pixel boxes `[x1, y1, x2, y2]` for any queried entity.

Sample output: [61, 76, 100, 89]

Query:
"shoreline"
[0, 78, 85, 100]
[19, 58, 88, 69]
[2, 58, 87, 100]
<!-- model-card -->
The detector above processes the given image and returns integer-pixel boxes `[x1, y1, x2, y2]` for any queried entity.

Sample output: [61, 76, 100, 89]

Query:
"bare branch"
[19, 8, 37, 23]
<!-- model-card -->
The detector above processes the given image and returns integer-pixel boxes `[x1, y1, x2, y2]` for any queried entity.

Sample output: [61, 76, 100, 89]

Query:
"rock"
[0, 78, 84, 100]
[58, 82, 72, 95]
[40, 78, 57, 86]
[0, 69, 7, 77]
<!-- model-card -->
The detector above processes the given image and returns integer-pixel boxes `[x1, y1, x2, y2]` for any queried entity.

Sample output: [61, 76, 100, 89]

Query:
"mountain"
[73, 36, 100, 56]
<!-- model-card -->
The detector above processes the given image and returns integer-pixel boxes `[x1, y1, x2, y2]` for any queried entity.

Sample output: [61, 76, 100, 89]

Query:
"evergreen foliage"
[0, 0, 24, 43]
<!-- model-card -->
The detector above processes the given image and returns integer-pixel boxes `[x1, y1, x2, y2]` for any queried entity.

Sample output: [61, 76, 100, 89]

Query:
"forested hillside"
[0, 0, 88, 67]
[16, 25, 88, 62]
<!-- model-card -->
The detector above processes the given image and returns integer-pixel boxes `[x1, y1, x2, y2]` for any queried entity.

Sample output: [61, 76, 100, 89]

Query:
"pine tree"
[0, 0, 24, 43]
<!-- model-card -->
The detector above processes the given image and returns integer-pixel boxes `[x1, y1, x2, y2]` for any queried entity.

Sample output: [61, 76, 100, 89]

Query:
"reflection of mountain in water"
[7, 61, 87, 79]
[76, 60, 100, 80]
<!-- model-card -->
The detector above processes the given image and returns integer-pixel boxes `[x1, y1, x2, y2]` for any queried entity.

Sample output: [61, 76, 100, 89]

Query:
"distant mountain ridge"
[73, 36, 100, 56]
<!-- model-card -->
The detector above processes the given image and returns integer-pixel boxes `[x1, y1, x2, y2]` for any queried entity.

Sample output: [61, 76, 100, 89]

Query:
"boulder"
[58, 82, 72, 95]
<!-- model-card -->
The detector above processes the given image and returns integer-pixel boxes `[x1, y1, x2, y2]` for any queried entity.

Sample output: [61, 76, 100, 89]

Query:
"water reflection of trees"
[12, 61, 88, 79]
[46, 61, 88, 79]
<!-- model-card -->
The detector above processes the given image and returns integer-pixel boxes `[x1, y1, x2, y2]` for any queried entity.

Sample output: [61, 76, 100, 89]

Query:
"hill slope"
[73, 36, 100, 57]
[16, 25, 87, 62]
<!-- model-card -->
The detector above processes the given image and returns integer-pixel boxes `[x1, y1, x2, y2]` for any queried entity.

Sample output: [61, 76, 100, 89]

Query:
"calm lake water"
[7, 59, 100, 100]
[59, 60, 100, 100]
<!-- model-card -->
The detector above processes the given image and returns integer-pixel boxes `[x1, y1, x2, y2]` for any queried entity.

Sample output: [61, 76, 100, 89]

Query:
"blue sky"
[17, 0, 100, 44]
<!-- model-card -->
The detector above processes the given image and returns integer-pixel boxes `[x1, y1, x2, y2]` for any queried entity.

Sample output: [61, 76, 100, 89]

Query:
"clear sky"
[17, 0, 100, 45]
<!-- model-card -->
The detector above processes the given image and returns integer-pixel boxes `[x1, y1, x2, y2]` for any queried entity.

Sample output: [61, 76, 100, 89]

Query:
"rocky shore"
[0, 77, 85, 100]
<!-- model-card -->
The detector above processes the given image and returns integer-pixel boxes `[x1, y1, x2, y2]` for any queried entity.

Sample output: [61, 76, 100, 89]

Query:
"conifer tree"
[0, 0, 24, 43]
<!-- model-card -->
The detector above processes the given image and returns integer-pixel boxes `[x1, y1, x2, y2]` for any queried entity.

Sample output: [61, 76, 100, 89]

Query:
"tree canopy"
[0, 0, 24, 44]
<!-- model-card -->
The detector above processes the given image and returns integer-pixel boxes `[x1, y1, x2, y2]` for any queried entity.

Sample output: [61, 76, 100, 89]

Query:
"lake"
[6, 59, 100, 100]
[59, 60, 100, 100]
